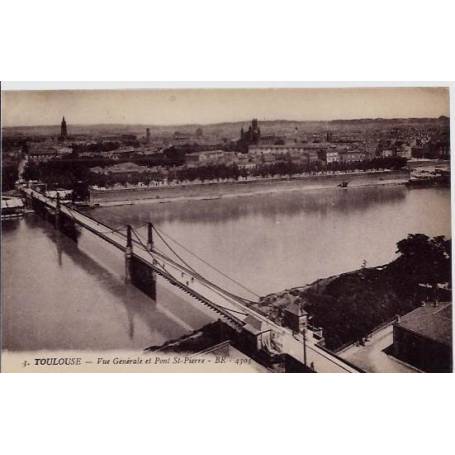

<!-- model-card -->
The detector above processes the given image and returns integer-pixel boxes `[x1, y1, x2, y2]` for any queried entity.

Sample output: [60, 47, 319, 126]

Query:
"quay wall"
[89, 170, 409, 205]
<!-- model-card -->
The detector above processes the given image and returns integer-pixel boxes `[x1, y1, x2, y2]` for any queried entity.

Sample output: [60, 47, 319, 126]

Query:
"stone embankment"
[89, 169, 408, 206]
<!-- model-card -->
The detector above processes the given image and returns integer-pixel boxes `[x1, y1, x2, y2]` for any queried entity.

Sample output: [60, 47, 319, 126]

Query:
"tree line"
[19, 155, 407, 197]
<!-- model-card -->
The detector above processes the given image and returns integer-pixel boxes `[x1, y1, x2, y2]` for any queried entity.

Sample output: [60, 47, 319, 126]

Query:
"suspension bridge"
[21, 185, 362, 373]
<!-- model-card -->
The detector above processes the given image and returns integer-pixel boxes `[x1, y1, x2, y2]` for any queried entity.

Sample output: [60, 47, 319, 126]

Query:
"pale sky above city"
[2, 87, 450, 127]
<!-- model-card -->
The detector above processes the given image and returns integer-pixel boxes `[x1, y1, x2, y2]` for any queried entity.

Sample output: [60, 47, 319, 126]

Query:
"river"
[1, 184, 451, 351]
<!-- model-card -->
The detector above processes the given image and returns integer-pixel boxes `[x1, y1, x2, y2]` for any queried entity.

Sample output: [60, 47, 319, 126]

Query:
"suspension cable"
[130, 228, 248, 316]
[64, 204, 128, 236]
[150, 226, 255, 304]
[132, 227, 254, 306]
[150, 225, 200, 275]
[153, 225, 261, 299]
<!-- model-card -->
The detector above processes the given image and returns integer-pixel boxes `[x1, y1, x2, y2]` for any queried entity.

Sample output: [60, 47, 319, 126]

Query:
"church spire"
[60, 116, 68, 138]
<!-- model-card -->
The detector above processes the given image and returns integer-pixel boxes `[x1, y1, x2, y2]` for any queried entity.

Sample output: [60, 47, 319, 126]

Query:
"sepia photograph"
[2, 2, 455, 455]
[1, 85, 452, 373]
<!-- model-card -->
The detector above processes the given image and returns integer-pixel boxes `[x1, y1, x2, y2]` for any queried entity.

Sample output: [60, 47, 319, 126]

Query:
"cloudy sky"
[2, 86, 450, 127]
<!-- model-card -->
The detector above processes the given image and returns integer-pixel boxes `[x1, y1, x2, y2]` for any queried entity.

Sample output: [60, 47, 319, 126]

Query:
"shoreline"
[90, 169, 409, 207]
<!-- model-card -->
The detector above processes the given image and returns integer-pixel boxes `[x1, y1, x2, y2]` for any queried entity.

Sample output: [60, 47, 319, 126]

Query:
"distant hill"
[2, 116, 449, 139]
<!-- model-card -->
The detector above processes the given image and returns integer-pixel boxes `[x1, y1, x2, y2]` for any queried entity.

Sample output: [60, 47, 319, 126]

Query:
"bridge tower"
[125, 225, 132, 282]
[55, 192, 61, 230]
[147, 222, 154, 251]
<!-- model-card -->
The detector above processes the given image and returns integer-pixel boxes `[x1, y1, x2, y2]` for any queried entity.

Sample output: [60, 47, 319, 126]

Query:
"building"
[146, 128, 151, 144]
[60, 116, 68, 139]
[365, 141, 379, 159]
[382, 149, 394, 158]
[283, 302, 308, 333]
[185, 152, 201, 166]
[172, 131, 192, 144]
[338, 149, 365, 163]
[199, 150, 226, 163]
[249, 144, 328, 166]
[249, 144, 307, 156]
[54, 146, 73, 156]
[27, 143, 59, 162]
[239, 119, 261, 150]
[1, 196, 24, 218]
[242, 315, 272, 351]
[185, 150, 226, 166]
[248, 118, 261, 144]
[45, 189, 73, 201]
[111, 146, 136, 160]
[396, 143, 412, 159]
[258, 134, 287, 145]
[392, 302, 452, 372]
[306, 150, 320, 163]
[326, 150, 339, 164]
[90, 162, 150, 184]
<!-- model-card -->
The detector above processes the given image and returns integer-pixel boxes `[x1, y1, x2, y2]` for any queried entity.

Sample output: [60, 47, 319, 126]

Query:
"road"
[339, 324, 420, 373]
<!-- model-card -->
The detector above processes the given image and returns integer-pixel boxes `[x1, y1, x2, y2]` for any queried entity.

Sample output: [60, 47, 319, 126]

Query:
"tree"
[393, 234, 451, 290]
[1, 164, 19, 191]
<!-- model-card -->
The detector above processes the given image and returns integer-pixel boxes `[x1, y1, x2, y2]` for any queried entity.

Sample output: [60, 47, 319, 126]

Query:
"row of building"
[87, 141, 408, 186]
[184, 142, 410, 168]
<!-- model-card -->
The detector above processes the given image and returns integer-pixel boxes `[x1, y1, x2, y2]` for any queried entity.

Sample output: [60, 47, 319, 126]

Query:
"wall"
[393, 325, 452, 373]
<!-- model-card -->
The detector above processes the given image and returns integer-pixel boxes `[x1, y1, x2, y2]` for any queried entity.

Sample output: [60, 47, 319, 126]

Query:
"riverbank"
[254, 234, 451, 352]
[89, 169, 409, 207]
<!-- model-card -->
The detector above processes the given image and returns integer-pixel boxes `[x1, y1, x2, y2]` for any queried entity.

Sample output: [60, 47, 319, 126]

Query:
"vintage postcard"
[1, 84, 452, 372]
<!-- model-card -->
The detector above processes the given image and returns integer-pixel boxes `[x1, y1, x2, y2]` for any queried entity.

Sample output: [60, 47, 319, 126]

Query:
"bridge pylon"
[125, 225, 132, 282]
[147, 222, 153, 251]
[55, 192, 61, 230]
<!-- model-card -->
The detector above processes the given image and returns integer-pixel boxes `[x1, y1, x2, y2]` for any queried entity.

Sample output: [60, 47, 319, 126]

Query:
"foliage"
[304, 234, 452, 350]
[1, 164, 19, 191]
[20, 154, 407, 200]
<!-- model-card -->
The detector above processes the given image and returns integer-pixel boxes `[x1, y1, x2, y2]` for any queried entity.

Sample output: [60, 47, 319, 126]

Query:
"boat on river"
[406, 166, 450, 188]
[337, 181, 349, 189]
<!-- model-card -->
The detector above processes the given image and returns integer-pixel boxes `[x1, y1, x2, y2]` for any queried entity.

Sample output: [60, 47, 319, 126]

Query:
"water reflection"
[55, 229, 63, 267]
[2, 216, 209, 351]
[94, 185, 407, 226]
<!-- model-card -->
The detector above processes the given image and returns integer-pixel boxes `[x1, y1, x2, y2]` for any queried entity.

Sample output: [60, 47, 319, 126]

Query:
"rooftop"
[396, 302, 452, 347]
[251, 144, 302, 149]
[285, 302, 307, 317]
[243, 315, 270, 335]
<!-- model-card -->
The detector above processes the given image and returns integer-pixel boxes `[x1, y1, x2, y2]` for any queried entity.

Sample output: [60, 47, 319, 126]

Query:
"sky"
[1, 87, 450, 127]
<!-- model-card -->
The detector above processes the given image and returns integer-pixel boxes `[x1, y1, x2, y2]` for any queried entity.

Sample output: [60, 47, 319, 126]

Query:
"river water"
[1, 184, 451, 351]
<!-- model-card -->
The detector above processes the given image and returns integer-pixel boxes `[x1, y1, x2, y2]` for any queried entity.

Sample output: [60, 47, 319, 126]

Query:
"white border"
[1, 0, 454, 451]
[2, 81, 453, 91]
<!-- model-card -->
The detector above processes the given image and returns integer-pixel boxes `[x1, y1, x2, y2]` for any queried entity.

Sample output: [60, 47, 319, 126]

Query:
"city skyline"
[2, 87, 450, 128]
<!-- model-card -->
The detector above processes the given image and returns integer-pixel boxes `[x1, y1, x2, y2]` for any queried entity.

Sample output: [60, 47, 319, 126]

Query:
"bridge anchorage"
[19, 184, 362, 373]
